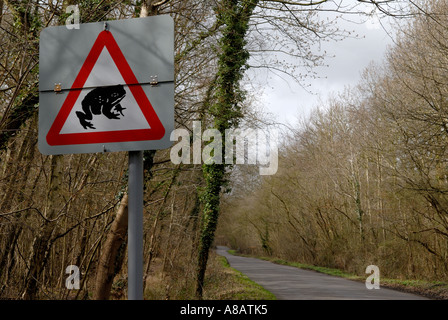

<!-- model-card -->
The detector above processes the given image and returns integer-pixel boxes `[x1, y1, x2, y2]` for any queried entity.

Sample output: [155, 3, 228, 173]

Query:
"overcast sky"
[252, 8, 395, 129]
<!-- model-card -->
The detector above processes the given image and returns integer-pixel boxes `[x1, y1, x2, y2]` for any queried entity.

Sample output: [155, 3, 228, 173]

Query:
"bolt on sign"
[38, 15, 174, 155]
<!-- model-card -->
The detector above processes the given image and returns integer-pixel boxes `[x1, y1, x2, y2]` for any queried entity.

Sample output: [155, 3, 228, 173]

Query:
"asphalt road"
[216, 246, 429, 300]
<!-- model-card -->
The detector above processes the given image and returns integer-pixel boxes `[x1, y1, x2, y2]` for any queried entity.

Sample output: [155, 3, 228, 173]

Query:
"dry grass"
[108, 251, 276, 300]
[202, 251, 276, 300]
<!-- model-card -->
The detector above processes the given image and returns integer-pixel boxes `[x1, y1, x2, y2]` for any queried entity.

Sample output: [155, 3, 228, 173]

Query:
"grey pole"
[128, 150, 144, 300]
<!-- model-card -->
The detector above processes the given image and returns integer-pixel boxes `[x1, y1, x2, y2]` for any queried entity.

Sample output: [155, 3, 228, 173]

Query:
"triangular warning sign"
[46, 30, 165, 146]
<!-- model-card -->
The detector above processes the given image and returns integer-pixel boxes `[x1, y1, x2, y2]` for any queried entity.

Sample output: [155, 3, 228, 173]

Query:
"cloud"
[257, 14, 393, 126]
[366, 15, 382, 30]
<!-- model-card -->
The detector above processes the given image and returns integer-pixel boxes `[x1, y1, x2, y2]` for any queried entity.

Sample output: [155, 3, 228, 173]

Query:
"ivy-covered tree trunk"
[196, 0, 258, 298]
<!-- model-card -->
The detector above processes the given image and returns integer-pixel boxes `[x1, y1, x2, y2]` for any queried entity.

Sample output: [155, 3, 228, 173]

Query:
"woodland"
[0, 0, 445, 300]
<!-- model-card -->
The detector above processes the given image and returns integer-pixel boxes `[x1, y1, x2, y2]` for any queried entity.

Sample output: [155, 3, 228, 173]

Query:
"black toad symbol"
[76, 85, 126, 130]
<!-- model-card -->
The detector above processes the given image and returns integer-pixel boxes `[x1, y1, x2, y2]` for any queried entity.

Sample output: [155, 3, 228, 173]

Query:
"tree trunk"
[195, 0, 258, 298]
[21, 154, 64, 299]
[0, 116, 36, 283]
[93, 194, 129, 300]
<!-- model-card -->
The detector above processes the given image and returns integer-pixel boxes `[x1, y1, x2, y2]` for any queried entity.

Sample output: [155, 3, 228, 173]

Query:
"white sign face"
[59, 48, 151, 134]
[38, 15, 174, 155]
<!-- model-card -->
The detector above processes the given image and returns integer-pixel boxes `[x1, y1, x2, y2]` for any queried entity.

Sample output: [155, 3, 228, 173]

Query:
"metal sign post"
[38, 15, 174, 301]
[128, 151, 144, 300]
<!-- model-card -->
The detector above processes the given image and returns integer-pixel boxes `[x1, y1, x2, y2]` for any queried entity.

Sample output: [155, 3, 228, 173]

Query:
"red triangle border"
[46, 30, 165, 146]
